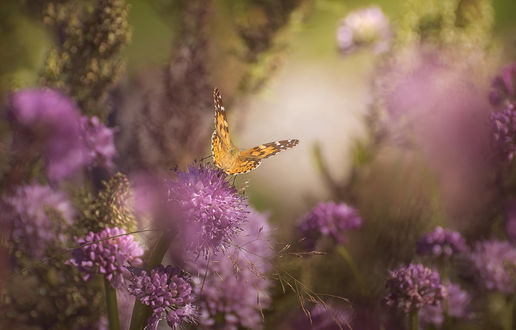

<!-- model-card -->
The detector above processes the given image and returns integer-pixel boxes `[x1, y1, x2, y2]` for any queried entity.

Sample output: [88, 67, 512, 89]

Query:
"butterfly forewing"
[213, 88, 231, 146]
[239, 139, 300, 159]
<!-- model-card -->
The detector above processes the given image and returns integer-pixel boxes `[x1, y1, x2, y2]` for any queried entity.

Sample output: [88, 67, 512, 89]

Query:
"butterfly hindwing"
[227, 158, 262, 175]
[239, 139, 300, 160]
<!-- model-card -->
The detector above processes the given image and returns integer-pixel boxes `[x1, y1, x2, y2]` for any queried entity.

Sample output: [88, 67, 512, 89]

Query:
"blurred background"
[2, 0, 516, 329]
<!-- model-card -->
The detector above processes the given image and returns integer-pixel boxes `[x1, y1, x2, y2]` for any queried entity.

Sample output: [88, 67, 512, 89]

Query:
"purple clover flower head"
[80, 116, 117, 169]
[8, 88, 88, 182]
[69, 227, 143, 288]
[3, 183, 75, 258]
[489, 63, 516, 108]
[188, 209, 273, 329]
[419, 283, 472, 326]
[470, 240, 516, 294]
[491, 103, 516, 161]
[167, 163, 248, 255]
[298, 202, 361, 249]
[337, 6, 392, 55]
[385, 263, 447, 314]
[416, 226, 468, 258]
[308, 303, 352, 330]
[127, 265, 196, 330]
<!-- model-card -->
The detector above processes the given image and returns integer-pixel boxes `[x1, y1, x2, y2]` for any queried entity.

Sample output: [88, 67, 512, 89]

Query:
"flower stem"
[129, 233, 170, 330]
[503, 295, 514, 330]
[336, 245, 367, 296]
[104, 277, 120, 330]
[410, 310, 419, 330]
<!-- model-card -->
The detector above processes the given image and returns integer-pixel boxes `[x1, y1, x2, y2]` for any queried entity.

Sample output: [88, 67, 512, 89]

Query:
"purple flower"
[489, 63, 516, 108]
[69, 227, 143, 288]
[8, 89, 118, 182]
[3, 183, 75, 258]
[127, 265, 196, 330]
[385, 263, 447, 314]
[9, 89, 87, 182]
[416, 226, 468, 258]
[470, 240, 516, 294]
[419, 283, 472, 327]
[167, 163, 248, 255]
[491, 103, 516, 161]
[337, 6, 392, 55]
[188, 209, 273, 329]
[80, 116, 117, 169]
[298, 202, 361, 249]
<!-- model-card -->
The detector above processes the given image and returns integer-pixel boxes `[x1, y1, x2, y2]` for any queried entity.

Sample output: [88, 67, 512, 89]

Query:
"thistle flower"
[188, 209, 272, 329]
[489, 63, 516, 109]
[3, 183, 75, 258]
[337, 6, 392, 55]
[127, 265, 196, 330]
[416, 226, 468, 258]
[167, 163, 248, 255]
[419, 283, 472, 327]
[69, 227, 143, 288]
[298, 201, 361, 249]
[385, 263, 447, 314]
[470, 240, 516, 294]
[80, 115, 117, 169]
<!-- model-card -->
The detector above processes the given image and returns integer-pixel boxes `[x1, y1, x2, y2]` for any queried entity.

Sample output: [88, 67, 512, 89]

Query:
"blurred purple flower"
[337, 6, 392, 55]
[80, 116, 117, 169]
[489, 63, 516, 108]
[167, 163, 248, 255]
[385, 263, 447, 314]
[188, 209, 272, 329]
[9, 89, 87, 182]
[127, 265, 196, 330]
[416, 226, 468, 258]
[470, 240, 516, 294]
[3, 183, 75, 258]
[298, 201, 361, 249]
[490, 103, 516, 161]
[8, 89, 117, 182]
[419, 283, 472, 327]
[307, 303, 352, 330]
[69, 227, 143, 288]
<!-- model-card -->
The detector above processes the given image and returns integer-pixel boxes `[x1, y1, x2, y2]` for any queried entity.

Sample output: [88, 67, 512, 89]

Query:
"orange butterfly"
[211, 88, 299, 175]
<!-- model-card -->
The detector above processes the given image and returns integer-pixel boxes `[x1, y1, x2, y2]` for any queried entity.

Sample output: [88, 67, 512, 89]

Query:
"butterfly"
[211, 88, 299, 175]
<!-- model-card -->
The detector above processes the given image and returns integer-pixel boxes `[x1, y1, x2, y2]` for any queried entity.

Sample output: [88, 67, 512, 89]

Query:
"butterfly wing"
[212, 88, 233, 167]
[228, 139, 299, 174]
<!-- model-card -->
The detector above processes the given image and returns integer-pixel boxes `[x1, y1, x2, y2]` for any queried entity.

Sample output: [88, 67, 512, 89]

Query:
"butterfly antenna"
[199, 155, 212, 162]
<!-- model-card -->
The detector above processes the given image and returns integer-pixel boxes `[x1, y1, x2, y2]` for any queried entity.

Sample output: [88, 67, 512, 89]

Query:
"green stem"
[336, 245, 367, 296]
[410, 310, 419, 330]
[503, 295, 515, 330]
[129, 233, 170, 330]
[104, 277, 120, 330]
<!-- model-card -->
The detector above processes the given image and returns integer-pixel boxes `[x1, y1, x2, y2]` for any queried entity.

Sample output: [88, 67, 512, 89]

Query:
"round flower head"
[3, 183, 75, 258]
[385, 263, 447, 314]
[416, 226, 468, 258]
[489, 63, 516, 109]
[419, 283, 471, 326]
[69, 227, 143, 288]
[298, 201, 361, 249]
[80, 116, 117, 169]
[167, 163, 248, 255]
[127, 265, 196, 330]
[337, 6, 392, 55]
[470, 240, 516, 294]
[188, 209, 272, 329]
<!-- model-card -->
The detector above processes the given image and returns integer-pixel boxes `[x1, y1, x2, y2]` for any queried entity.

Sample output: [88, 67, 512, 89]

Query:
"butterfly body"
[211, 88, 299, 175]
